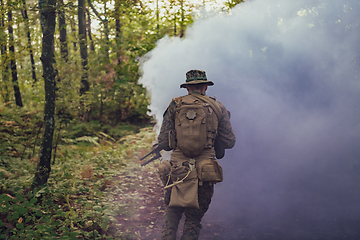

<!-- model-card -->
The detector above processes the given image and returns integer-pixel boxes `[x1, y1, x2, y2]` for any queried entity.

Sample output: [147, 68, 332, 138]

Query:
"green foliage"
[0, 107, 43, 163]
[63, 119, 140, 140]
[1, 0, 241, 124]
[1, 127, 157, 239]
[0, 103, 148, 165]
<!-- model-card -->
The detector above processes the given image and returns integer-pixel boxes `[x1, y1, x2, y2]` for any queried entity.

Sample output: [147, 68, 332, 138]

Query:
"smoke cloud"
[139, 0, 360, 238]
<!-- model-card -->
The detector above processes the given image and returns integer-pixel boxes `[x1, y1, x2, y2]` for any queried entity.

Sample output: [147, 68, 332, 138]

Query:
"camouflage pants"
[161, 182, 214, 240]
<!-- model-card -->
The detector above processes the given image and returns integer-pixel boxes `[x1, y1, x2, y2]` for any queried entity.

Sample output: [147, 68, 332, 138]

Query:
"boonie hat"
[180, 70, 214, 88]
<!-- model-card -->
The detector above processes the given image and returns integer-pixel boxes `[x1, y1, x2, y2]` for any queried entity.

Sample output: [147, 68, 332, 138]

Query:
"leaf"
[103, 208, 118, 216]
[12, 212, 19, 220]
[35, 210, 43, 217]
[17, 207, 27, 215]
[34, 187, 47, 198]
[15, 193, 23, 200]
[23, 201, 30, 207]
[70, 231, 80, 237]
[16, 222, 24, 230]
[102, 215, 117, 223]
[93, 205, 102, 211]
[99, 132, 116, 141]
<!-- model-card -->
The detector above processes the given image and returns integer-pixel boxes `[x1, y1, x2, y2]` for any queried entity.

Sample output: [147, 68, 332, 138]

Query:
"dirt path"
[116, 167, 165, 240]
[107, 160, 227, 240]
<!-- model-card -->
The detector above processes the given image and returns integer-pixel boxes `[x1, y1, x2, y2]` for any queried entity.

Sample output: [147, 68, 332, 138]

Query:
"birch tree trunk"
[32, 0, 57, 188]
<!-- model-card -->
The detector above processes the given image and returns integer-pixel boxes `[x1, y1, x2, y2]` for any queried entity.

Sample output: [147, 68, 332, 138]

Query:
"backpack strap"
[193, 94, 226, 159]
[172, 96, 182, 108]
[192, 94, 222, 121]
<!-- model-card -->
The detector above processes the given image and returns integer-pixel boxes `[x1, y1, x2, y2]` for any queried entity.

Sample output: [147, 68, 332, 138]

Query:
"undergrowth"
[0, 107, 157, 239]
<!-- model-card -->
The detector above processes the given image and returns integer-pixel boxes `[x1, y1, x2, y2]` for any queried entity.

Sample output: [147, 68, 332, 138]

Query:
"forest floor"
[3, 118, 356, 240]
[1, 113, 230, 239]
[105, 153, 226, 240]
[106, 160, 165, 240]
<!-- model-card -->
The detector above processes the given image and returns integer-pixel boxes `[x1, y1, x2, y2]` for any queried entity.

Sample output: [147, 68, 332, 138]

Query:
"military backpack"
[173, 94, 220, 158]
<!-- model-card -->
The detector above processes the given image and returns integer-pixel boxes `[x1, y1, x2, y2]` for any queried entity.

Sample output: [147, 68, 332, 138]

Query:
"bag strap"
[192, 94, 222, 120]
[163, 170, 192, 189]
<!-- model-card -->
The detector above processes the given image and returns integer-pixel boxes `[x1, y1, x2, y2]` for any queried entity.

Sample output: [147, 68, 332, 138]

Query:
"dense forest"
[0, 0, 242, 238]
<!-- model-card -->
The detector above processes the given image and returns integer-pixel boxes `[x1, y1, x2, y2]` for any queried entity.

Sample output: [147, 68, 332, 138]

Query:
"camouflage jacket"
[158, 92, 236, 152]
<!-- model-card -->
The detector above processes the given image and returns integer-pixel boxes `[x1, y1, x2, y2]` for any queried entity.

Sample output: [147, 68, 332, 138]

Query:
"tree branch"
[87, 0, 107, 23]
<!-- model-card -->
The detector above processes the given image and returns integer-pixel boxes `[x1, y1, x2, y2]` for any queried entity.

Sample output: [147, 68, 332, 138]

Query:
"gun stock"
[140, 144, 162, 166]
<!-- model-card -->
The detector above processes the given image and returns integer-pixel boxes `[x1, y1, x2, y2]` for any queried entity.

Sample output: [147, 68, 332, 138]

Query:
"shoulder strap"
[172, 96, 182, 105]
[192, 94, 222, 120]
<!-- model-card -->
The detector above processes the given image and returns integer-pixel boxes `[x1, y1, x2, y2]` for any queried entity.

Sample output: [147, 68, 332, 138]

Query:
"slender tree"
[0, 0, 10, 103]
[179, 0, 184, 37]
[78, 0, 89, 95]
[114, 0, 122, 60]
[71, 15, 77, 52]
[21, 0, 37, 84]
[32, 0, 57, 188]
[88, 0, 109, 66]
[86, 9, 95, 52]
[59, 0, 68, 62]
[156, 0, 159, 35]
[8, 9, 23, 107]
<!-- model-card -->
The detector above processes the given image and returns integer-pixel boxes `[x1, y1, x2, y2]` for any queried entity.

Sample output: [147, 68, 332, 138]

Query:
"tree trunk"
[0, 0, 10, 103]
[179, 0, 184, 38]
[32, 0, 57, 189]
[103, 2, 109, 66]
[115, 0, 121, 40]
[88, 0, 109, 65]
[8, 10, 23, 107]
[114, 0, 121, 61]
[78, 0, 89, 95]
[86, 9, 95, 52]
[59, 0, 68, 62]
[174, 14, 177, 36]
[21, 0, 37, 85]
[71, 16, 77, 52]
[156, 0, 159, 35]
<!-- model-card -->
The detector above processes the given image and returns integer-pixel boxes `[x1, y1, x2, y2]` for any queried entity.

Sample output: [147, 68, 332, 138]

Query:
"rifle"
[140, 144, 162, 166]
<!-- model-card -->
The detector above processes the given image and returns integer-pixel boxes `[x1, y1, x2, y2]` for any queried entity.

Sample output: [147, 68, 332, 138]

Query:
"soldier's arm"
[216, 102, 236, 149]
[157, 100, 176, 151]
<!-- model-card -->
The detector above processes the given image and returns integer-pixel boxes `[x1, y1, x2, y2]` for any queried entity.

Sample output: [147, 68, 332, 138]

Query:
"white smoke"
[139, 0, 360, 238]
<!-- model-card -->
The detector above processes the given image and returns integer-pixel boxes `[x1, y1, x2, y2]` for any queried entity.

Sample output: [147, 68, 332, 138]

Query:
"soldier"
[157, 69, 236, 240]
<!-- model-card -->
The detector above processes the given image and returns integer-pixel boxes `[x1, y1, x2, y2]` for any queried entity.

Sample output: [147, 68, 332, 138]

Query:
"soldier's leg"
[181, 182, 214, 240]
[164, 189, 171, 205]
[161, 206, 184, 240]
